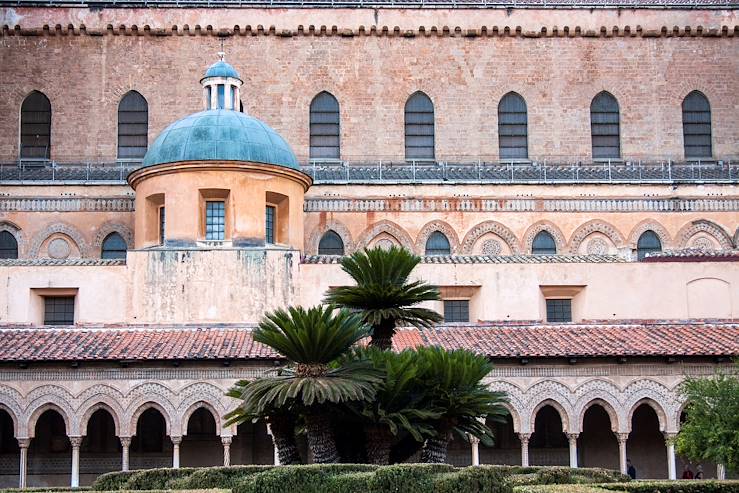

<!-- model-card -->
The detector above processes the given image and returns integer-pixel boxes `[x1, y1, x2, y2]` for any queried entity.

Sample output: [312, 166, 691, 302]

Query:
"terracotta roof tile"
[0, 322, 736, 362]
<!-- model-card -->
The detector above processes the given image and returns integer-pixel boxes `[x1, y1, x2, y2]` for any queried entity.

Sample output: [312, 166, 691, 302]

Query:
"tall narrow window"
[405, 92, 435, 160]
[217, 85, 225, 110]
[425, 231, 451, 256]
[265, 206, 276, 244]
[206, 86, 212, 110]
[231, 87, 237, 111]
[318, 230, 344, 255]
[44, 296, 75, 325]
[0, 232, 18, 259]
[532, 231, 556, 255]
[682, 91, 712, 159]
[637, 230, 662, 260]
[498, 92, 528, 160]
[101, 233, 127, 259]
[158, 207, 166, 246]
[205, 201, 225, 241]
[590, 92, 620, 159]
[20, 91, 51, 160]
[309, 92, 340, 160]
[117, 91, 148, 160]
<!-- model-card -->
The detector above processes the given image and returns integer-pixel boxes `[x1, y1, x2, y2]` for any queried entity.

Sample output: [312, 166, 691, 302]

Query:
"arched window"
[309, 92, 340, 160]
[590, 92, 620, 159]
[318, 230, 344, 255]
[0, 232, 18, 259]
[498, 92, 528, 160]
[637, 230, 662, 260]
[532, 231, 556, 255]
[20, 91, 51, 160]
[682, 91, 712, 159]
[117, 91, 149, 160]
[405, 92, 435, 161]
[101, 232, 127, 259]
[425, 231, 451, 256]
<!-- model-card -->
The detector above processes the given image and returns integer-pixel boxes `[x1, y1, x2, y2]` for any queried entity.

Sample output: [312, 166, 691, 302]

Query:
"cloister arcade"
[0, 363, 730, 487]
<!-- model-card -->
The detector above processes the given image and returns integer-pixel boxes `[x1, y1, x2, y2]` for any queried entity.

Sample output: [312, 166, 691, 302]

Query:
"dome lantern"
[200, 52, 243, 111]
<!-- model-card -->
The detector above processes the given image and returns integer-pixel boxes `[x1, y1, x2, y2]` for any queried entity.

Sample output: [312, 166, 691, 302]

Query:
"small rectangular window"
[159, 206, 166, 245]
[443, 300, 469, 323]
[265, 205, 276, 244]
[546, 299, 572, 323]
[205, 201, 225, 241]
[44, 296, 75, 325]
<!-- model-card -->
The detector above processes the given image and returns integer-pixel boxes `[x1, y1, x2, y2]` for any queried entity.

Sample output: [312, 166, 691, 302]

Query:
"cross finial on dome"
[218, 51, 225, 62]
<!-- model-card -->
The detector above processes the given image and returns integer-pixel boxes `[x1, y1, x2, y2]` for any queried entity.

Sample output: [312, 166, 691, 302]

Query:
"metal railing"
[1, 159, 737, 184]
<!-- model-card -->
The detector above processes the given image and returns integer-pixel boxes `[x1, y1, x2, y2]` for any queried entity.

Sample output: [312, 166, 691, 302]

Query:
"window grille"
[117, 91, 148, 160]
[591, 92, 620, 159]
[532, 231, 556, 255]
[266, 206, 276, 244]
[310, 92, 340, 160]
[101, 233, 127, 259]
[637, 230, 662, 260]
[405, 92, 435, 160]
[159, 207, 166, 246]
[318, 230, 344, 255]
[44, 297, 75, 325]
[682, 91, 712, 158]
[546, 299, 572, 323]
[425, 231, 451, 256]
[498, 92, 528, 160]
[444, 300, 469, 323]
[20, 91, 51, 160]
[205, 201, 226, 241]
[0, 232, 18, 259]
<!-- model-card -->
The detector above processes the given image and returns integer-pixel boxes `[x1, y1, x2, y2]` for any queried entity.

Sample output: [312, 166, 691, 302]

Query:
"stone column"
[518, 433, 531, 467]
[616, 433, 629, 475]
[469, 436, 480, 466]
[120, 437, 131, 472]
[664, 433, 677, 480]
[171, 436, 182, 468]
[567, 433, 579, 468]
[222, 436, 232, 467]
[266, 424, 279, 465]
[18, 438, 30, 489]
[717, 464, 726, 480]
[70, 436, 82, 488]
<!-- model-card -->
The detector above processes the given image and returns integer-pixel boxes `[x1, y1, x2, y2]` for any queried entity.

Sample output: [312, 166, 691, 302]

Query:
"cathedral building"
[0, 0, 737, 487]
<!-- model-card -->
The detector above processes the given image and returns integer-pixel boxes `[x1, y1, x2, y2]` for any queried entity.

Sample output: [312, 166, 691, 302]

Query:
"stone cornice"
[304, 196, 739, 213]
[0, 196, 134, 212]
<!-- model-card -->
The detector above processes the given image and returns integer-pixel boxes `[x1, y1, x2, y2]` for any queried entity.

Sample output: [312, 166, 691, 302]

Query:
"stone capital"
[663, 432, 678, 443]
[566, 433, 579, 442]
[17, 437, 31, 448]
[468, 435, 480, 445]
[69, 436, 83, 448]
[615, 432, 630, 443]
[517, 432, 532, 443]
[119, 436, 132, 447]
[221, 436, 233, 445]
[170, 436, 183, 445]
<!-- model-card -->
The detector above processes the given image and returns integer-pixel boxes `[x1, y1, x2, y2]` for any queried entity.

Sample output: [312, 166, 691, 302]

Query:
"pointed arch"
[676, 219, 732, 250]
[590, 91, 620, 159]
[27, 403, 71, 438]
[415, 220, 460, 255]
[577, 398, 620, 434]
[180, 401, 222, 437]
[498, 92, 528, 160]
[128, 402, 172, 437]
[523, 221, 566, 255]
[20, 90, 51, 160]
[318, 230, 345, 255]
[79, 402, 123, 437]
[94, 222, 133, 257]
[118, 90, 148, 160]
[627, 398, 668, 433]
[28, 222, 89, 258]
[308, 220, 354, 255]
[309, 91, 340, 160]
[531, 399, 571, 434]
[460, 220, 521, 254]
[355, 220, 414, 252]
[626, 220, 672, 250]
[682, 90, 712, 159]
[568, 219, 625, 254]
[405, 91, 435, 160]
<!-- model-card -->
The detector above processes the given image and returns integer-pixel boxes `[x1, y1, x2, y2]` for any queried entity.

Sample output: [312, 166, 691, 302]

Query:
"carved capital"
[119, 436, 132, 447]
[17, 438, 31, 449]
[663, 432, 678, 443]
[468, 435, 480, 445]
[170, 436, 182, 445]
[566, 433, 580, 442]
[221, 436, 233, 446]
[517, 433, 532, 444]
[69, 436, 83, 448]
[615, 432, 630, 443]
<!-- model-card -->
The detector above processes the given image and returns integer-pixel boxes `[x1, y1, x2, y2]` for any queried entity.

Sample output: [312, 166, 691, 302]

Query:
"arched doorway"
[181, 408, 222, 467]
[578, 404, 619, 470]
[530, 405, 568, 466]
[480, 414, 520, 465]
[81, 409, 120, 485]
[231, 421, 275, 465]
[627, 403, 666, 479]
[130, 408, 171, 470]
[28, 409, 69, 487]
[0, 410, 18, 487]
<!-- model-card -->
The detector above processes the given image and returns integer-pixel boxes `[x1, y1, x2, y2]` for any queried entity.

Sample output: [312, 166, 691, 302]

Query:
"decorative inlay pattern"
[568, 219, 624, 254]
[306, 220, 354, 255]
[0, 197, 135, 213]
[626, 219, 673, 250]
[481, 239, 502, 255]
[0, 221, 24, 257]
[93, 223, 134, 254]
[354, 219, 415, 251]
[47, 238, 71, 259]
[460, 220, 521, 254]
[29, 223, 89, 258]
[690, 236, 716, 251]
[522, 221, 567, 254]
[676, 219, 733, 250]
[376, 239, 394, 250]
[586, 238, 609, 255]
[414, 220, 460, 255]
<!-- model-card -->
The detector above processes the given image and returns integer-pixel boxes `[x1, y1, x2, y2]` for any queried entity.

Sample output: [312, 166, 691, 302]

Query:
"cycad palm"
[231, 305, 382, 463]
[324, 246, 442, 350]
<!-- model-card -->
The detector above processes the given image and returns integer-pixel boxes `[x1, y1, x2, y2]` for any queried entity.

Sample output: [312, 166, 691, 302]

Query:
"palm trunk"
[420, 436, 449, 463]
[305, 413, 340, 463]
[268, 415, 301, 465]
[365, 424, 394, 465]
[369, 319, 396, 350]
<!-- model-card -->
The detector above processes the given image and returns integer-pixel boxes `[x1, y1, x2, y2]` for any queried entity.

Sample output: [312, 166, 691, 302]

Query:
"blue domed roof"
[142, 110, 299, 170]
[203, 60, 241, 80]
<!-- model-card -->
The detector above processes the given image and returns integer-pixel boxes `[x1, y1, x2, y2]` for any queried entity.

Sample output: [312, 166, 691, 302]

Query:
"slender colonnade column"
[120, 437, 131, 472]
[171, 436, 182, 468]
[469, 436, 480, 466]
[518, 433, 531, 467]
[664, 433, 677, 480]
[18, 438, 30, 489]
[567, 433, 579, 468]
[222, 436, 232, 467]
[616, 433, 629, 475]
[70, 436, 82, 488]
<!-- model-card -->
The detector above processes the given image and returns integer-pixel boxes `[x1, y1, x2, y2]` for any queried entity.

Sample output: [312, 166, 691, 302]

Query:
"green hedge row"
[514, 481, 739, 493]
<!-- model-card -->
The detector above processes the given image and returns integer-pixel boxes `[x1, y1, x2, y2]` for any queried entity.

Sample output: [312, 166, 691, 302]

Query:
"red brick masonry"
[0, 323, 737, 361]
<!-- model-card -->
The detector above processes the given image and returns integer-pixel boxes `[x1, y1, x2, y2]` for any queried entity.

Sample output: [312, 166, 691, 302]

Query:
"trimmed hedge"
[0, 489, 91, 493]
[514, 486, 613, 493]
[599, 481, 739, 493]
[165, 466, 275, 490]
[433, 466, 510, 493]
[93, 471, 140, 491]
